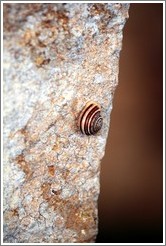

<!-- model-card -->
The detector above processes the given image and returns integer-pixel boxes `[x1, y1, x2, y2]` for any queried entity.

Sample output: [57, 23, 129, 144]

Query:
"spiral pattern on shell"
[78, 101, 103, 135]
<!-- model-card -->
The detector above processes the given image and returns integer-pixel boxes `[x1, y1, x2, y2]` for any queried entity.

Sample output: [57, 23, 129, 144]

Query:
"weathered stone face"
[3, 3, 129, 243]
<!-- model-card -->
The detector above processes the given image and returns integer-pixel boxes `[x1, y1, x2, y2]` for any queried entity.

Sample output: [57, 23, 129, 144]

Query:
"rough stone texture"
[3, 3, 129, 243]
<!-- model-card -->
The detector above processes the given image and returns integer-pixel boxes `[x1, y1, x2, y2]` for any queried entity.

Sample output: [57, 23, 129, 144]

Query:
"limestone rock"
[3, 3, 129, 243]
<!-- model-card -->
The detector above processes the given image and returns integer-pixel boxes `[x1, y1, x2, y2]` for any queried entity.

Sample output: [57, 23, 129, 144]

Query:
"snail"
[78, 101, 103, 135]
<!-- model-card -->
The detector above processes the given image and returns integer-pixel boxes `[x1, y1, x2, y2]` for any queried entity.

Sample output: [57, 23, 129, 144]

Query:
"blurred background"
[97, 3, 163, 243]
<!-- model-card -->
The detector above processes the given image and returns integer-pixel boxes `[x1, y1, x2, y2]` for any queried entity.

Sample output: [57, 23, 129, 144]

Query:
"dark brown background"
[96, 3, 163, 243]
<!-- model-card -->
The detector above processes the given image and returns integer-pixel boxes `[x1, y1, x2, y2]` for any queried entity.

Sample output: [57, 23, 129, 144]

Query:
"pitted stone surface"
[3, 3, 129, 243]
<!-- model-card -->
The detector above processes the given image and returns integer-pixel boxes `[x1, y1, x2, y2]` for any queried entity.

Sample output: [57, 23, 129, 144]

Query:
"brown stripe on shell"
[90, 112, 103, 134]
[85, 105, 99, 135]
[78, 101, 103, 135]
[91, 114, 103, 134]
[80, 103, 94, 134]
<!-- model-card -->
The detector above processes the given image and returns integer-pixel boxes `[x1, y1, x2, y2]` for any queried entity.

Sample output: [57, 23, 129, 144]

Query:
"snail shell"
[78, 101, 103, 135]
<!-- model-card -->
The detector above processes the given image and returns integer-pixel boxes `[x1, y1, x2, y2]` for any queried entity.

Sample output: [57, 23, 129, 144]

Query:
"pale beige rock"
[3, 3, 129, 243]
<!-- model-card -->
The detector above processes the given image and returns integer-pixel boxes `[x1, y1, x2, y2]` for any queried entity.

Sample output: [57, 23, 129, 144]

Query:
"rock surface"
[3, 3, 129, 243]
